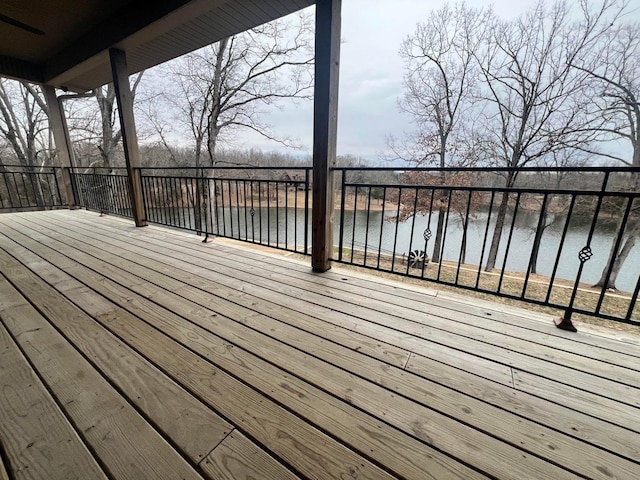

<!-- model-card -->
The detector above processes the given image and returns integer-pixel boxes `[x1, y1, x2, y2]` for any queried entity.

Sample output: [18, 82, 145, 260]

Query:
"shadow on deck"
[0, 209, 639, 480]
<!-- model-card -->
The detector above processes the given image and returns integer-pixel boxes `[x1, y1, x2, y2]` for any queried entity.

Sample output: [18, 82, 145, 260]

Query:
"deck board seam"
[196, 429, 235, 469]
[196, 429, 309, 480]
[403, 352, 412, 370]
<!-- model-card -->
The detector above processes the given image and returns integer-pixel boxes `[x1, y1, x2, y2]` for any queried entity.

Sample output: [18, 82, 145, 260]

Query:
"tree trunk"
[460, 214, 468, 265]
[0, 167, 20, 209]
[594, 175, 640, 290]
[593, 226, 637, 290]
[24, 165, 45, 207]
[431, 204, 446, 263]
[485, 191, 510, 272]
[530, 208, 548, 275]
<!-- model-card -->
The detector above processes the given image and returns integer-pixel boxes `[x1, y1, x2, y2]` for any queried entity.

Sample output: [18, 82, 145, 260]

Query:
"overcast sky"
[235, 0, 552, 161]
[148, 0, 638, 163]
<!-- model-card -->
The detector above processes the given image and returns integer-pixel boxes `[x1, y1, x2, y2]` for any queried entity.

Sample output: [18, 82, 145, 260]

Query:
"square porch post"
[311, 0, 341, 272]
[43, 85, 77, 208]
[109, 48, 147, 227]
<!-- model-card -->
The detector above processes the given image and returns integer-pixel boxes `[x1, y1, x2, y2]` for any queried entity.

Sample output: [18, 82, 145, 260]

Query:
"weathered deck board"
[14, 213, 640, 478]
[200, 431, 301, 480]
[0, 270, 206, 480]
[0, 309, 106, 480]
[77, 209, 640, 358]
[0, 246, 234, 465]
[1, 209, 639, 480]
[51, 211, 640, 370]
[0, 220, 487, 479]
[11, 216, 638, 470]
[22, 213, 640, 406]
[4, 215, 638, 478]
[0, 244, 403, 480]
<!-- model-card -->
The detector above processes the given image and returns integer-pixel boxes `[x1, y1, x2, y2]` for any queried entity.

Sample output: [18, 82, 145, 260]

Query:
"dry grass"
[341, 249, 640, 333]
[254, 242, 639, 335]
[225, 189, 393, 212]
[214, 228, 640, 335]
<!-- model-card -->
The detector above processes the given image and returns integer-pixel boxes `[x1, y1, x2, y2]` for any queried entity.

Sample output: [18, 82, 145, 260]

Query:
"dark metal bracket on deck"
[554, 313, 577, 332]
[555, 245, 595, 333]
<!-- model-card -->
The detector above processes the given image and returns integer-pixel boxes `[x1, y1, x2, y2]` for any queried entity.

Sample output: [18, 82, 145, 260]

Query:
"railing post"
[555, 172, 610, 332]
[338, 169, 346, 261]
[201, 167, 213, 243]
[109, 48, 147, 227]
[195, 167, 203, 235]
[304, 168, 310, 255]
[311, 0, 342, 272]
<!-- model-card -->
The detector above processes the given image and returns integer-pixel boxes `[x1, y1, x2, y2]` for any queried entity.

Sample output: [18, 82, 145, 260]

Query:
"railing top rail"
[138, 173, 309, 181]
[69, 167, 129, 171]
[63, 164, 640, 173]
[332, 165, 640, 173]
[71, 172, 130, 176]
[342, 182, 640, 196]
[136, 166, 311, 171]
[0, 164, 62, 170]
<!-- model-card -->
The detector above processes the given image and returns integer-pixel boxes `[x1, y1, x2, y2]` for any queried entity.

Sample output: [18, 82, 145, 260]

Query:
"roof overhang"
[0, 0, 314, 92]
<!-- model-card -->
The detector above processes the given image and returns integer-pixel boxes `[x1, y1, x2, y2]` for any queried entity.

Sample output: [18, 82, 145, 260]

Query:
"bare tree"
[474, 0, 624, 272]
[528, 149, 591, 274]
[64, 74, 144, 170]
[573, 20, 640, 289]
[0, 79, 53, 206]
[166, 13, 314, 167]
[153, 13, 312, 233]
[0, 79, 50, 167]
[392, 3, 489, 263]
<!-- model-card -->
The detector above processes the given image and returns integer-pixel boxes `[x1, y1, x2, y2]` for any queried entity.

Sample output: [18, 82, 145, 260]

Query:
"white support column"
[43, 85, 77, 208]
[109, 48, 147, 227]
[311, 0, 341, 272]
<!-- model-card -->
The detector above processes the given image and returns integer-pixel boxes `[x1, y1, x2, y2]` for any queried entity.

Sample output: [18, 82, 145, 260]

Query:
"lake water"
[154, 205, 640, 293]
[338, 208, 639, 292]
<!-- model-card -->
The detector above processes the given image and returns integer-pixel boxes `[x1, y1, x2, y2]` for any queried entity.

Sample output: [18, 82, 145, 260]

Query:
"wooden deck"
[0, 210, 639, 480]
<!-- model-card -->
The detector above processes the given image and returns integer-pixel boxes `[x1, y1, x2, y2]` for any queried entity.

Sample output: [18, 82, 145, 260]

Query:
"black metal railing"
[139, 167, 311, 255]
[0, 165, 65, 211]
[67, 163, 638, 325]
[71, 167, 132, 217]
[334, 166, 640, 326]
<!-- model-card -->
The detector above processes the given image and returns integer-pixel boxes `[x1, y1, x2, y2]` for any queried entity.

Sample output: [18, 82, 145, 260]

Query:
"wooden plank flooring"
[0, 210, 639, 480]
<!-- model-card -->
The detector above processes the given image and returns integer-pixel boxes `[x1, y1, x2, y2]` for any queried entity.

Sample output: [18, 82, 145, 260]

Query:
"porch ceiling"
[0, 0, 314, 92]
